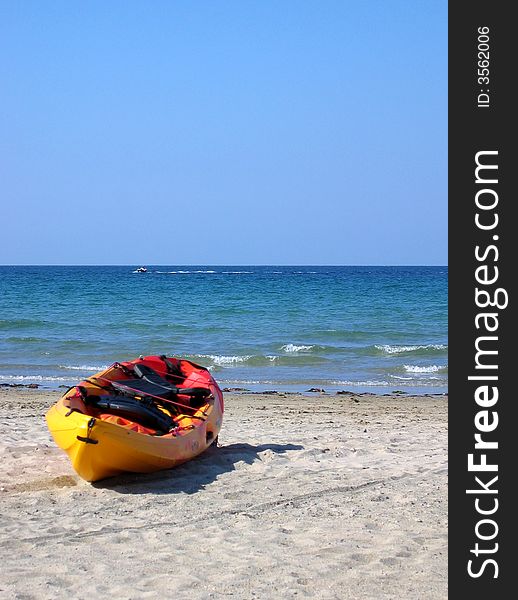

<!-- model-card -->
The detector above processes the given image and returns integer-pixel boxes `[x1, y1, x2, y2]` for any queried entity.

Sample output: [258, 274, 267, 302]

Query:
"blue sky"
[0, 1, 447, 265]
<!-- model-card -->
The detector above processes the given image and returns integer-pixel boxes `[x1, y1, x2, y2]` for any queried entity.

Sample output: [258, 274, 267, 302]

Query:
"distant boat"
[134, 267, 147, 273]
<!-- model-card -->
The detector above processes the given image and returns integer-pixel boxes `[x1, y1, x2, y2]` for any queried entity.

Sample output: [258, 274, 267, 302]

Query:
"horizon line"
[0, 263, 448, 268]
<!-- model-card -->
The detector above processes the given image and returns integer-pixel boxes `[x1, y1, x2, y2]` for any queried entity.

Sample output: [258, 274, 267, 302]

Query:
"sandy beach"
[0, 387, 447, 599]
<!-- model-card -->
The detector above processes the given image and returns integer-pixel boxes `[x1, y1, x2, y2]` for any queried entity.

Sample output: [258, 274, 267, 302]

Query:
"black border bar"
[449, 1, 515, 595]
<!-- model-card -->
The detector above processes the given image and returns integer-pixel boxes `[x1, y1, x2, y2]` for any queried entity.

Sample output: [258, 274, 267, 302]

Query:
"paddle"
[86, 376, 209, 419]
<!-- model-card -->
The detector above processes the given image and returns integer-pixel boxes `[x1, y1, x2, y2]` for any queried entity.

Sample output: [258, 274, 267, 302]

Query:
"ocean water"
[0, 266, 447, 394]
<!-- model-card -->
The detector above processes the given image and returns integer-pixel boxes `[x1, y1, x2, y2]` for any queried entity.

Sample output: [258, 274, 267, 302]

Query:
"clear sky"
[1, 1, 447, 265]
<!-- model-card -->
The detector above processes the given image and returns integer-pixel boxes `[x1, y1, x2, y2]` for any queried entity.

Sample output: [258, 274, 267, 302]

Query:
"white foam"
[0, 375, 73, 382]
[331, 379, 392, 387]
[376, 344, 447, 354]
[281, 344, 314, 353]
[197, 354, 251, 365]
[59, 364, 108, 371]
[331, 378, 445, 387]
[155, 270, 193, 274]
[168, 270, 216, 273]
[403, 364, 446, 373]
[221, 380, 263, 384]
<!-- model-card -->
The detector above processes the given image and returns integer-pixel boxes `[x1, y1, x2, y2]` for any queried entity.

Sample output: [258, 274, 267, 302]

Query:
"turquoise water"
[0, 266, 447, 393]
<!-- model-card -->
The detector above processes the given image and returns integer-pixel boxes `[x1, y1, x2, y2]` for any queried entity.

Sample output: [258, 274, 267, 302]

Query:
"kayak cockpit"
[60, 357, 215, 437]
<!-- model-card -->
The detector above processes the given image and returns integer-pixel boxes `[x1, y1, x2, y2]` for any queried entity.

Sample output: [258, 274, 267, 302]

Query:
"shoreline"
[0, 387, 447, 598]
[0, 380, 449, 396]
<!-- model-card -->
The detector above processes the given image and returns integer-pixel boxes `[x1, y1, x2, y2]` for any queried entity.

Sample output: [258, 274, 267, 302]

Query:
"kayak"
[45, 355, 224, 482]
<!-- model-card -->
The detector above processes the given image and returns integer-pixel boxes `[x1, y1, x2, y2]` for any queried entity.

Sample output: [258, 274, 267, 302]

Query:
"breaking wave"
[403, 364, 448, 374]
[281, 344, 315, 353]
[375, 344, 447, 355]
[59, 364, 109, 371]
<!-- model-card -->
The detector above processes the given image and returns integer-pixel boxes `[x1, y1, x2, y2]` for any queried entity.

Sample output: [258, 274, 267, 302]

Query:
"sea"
[0, 266, 447, 394]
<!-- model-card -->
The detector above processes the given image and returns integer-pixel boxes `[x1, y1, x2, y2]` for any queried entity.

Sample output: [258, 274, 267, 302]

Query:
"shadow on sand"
[92, 442, 303, 495]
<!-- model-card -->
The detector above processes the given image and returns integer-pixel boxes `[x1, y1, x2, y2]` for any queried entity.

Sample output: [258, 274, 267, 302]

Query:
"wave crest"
[281, 344, 314, 353]
[375, 344, 447, 355]
[403, 364, 448, 373]
[195, 354, 252, 366]
[59, 364, 109, 371]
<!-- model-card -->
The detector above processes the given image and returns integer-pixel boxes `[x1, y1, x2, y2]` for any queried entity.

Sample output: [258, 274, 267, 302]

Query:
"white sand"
[0, 388, 447, 599]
